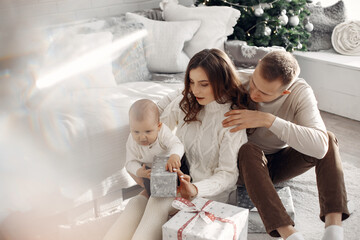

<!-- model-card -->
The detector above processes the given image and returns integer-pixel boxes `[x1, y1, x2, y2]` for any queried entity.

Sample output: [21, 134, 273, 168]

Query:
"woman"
[103, 48, 256, 240]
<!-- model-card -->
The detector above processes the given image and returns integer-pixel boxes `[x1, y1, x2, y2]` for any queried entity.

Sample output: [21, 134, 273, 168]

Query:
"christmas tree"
[195, 0, 314, 51]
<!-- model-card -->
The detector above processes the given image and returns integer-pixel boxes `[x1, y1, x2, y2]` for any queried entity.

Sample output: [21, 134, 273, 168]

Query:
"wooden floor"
[320, 111, 360, 168]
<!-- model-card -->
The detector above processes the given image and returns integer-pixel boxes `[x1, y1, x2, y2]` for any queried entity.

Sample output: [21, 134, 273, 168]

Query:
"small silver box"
[150, 155, 177, 197]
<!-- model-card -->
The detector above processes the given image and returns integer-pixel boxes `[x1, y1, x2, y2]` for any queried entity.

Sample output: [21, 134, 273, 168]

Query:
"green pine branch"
[195, 0, 311, 51]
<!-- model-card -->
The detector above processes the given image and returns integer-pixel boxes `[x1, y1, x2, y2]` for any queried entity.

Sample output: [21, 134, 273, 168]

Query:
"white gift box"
[162, 197, 249, 240]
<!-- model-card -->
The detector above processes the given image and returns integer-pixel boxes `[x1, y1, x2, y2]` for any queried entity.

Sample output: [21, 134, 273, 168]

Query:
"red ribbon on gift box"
[172, 197, 237, 240]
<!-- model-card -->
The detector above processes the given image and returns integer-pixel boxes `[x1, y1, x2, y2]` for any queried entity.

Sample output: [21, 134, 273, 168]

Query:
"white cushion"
[161, 2, 240, 58]
[126, 12, 201, 73]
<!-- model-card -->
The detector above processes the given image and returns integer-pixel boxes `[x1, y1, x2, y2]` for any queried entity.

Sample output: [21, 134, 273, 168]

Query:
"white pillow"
[161, 2, 241, 58]
[126, 12, 201, 73]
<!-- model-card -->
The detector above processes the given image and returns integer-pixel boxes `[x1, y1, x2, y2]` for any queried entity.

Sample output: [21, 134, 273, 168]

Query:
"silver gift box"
[237, 186, 295, 233]
[150, 156, 177, 197]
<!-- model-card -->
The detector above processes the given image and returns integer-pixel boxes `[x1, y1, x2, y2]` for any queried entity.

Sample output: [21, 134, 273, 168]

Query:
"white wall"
[0, 0, 194, 57]
[0, 0, 194, 27]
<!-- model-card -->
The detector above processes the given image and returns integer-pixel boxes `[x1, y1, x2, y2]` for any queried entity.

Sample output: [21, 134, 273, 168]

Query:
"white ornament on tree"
[289, 15, 299, 26]
[260, 3, 271, 10]
[286, 0, 292, 2]
[254, 6, 264, 17]
[305, 22, 314, 32]
[278, 10, 288, 26]
[264, 26, 272, 36]
[297, 42, 303, 49]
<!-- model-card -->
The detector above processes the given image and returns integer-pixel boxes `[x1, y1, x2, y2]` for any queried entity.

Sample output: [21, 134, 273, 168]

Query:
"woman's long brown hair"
[180, 49, 256, 131]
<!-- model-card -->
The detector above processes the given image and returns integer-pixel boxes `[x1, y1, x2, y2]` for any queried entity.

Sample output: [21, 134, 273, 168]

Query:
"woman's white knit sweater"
[160, 95, 247, 202]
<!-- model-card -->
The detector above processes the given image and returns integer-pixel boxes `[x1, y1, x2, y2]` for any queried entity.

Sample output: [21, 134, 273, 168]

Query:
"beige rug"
[249, 160, 359, 240]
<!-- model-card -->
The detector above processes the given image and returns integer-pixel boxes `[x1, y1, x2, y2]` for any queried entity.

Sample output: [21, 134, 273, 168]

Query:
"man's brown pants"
[237, 132, 350, 237]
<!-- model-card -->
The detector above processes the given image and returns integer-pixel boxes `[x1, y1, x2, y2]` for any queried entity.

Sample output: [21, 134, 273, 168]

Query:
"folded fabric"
[332, 20, 360, 56]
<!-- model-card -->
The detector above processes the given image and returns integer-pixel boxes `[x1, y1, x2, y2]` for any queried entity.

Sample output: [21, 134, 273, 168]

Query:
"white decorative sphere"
[279, 14, 289, 26]
[254, 7, 264, 17]
[289, 15, 299, 26]
[264, 26, 272, 36]
[260, 3, 271, 10]
[297, 43, 303, 49]
[286, 0, 292, 2]
[305, 22, 314, 32]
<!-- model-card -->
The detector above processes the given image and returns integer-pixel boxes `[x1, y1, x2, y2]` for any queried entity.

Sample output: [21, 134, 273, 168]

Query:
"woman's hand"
[176, 169, 198, 200]
[136, 164, 151, 179]
[166, 154, 181, 172]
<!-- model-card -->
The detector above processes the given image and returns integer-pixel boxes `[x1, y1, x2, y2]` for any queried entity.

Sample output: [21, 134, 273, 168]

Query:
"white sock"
[132, 196, 175, 240]
[103, 195, 148, 240]
[287, 232, 305, 240]
[321, 225, 344, 240]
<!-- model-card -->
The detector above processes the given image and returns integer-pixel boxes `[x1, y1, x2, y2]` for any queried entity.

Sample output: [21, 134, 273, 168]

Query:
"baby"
[125, 99, 184, 197]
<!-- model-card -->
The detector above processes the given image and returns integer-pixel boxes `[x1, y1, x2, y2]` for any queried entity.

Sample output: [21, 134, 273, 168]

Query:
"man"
[222, 51, 349, 240]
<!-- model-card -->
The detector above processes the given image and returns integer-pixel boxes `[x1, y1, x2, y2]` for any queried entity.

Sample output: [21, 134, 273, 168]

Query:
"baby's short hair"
[129, 99, 160, 123]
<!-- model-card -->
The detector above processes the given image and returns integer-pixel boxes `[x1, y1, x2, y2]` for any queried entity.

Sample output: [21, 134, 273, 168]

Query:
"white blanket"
[331, 20, 360, 56]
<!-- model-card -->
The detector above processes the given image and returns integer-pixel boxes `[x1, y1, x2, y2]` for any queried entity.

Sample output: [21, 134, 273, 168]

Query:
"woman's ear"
[158, 122, 162, 130]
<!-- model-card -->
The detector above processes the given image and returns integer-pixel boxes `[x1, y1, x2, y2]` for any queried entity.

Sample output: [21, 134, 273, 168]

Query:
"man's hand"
[222, 109, 276, 132]
[136, 164, 151, 179]
[166, 154, 181, 172]
[176, 169, 198, 200]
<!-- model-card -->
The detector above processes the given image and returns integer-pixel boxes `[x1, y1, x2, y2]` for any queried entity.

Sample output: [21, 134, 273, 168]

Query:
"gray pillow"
[225, 40, 285, 68]
[307, 0, 346, 51]
[134, 8, 164, 21]
[105, 9, 164, 83]
[104, 16, 151, 83]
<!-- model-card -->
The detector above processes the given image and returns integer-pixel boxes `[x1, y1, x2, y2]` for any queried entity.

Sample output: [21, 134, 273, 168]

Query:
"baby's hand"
[136, 164, 151, 179]
[166, 154, 181, 172]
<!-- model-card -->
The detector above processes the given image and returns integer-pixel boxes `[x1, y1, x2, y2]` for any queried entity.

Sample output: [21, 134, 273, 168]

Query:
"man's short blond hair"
[258, 51, 300, 87]
[129, 99, 159, 123]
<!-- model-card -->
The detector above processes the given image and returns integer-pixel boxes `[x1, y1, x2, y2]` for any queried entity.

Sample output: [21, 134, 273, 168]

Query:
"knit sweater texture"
[160, 95, 248, 202]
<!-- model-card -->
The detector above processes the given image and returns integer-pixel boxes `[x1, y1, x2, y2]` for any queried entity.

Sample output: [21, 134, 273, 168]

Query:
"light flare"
[36, 29, 147, 89]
